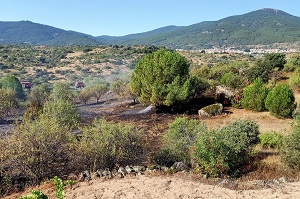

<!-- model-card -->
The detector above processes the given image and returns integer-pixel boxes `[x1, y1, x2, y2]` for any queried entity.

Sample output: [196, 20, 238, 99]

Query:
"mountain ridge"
[1, 8, 300, 49]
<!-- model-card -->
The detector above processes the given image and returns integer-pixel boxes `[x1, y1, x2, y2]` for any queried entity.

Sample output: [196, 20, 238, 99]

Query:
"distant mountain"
[0, 21, 101, 45]
[97, 8, 300, 49]
[1, 9, 300, 49]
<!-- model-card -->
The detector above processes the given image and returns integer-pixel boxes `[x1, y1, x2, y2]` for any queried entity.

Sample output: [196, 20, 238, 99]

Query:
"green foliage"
[130, 48, 195, 106]
[289, 68, 300, 90]
[49, 82, 73, 102]
[157, 117, 207, 166]
[281, 119, 300, 169]
[1, 74, 25, 100]
[259, 132, 283, 149]
[19, 190, 48, 199]
[51, 176, 76, 199]
[284, 54, 300, 72]
[263, 53, 286, 70]
[42, 99, 80, 129]
[220, 71, 244, 89]
[78, 118, 144, 170]
[89, 83, 109, 103]
[241, 78, 268, 111]
[246, 59, 272, 83]
[193, 120, 259, 177]
[28, 83, 51, 106]
[2, 116, 76, 184]
[265, 83, 296, 118]
[0, 88, 19, 120]
[78, 88, 92, 105]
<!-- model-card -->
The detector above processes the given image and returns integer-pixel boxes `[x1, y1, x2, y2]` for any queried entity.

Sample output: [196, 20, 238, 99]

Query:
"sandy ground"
[64, 175, 300, 199]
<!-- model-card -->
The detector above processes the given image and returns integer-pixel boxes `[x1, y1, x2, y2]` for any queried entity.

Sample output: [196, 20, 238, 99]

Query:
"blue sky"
[1, 0, 300, 36]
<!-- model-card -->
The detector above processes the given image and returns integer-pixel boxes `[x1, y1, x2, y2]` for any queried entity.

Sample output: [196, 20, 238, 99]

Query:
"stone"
[171, 162, 188, 171]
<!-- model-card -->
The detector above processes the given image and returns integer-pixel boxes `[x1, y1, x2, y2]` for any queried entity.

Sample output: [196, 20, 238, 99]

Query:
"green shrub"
[1, 116, 76, 187]
[42, 99, 80, 128]
[281, 119, 300, 169]
[193, 120, 259, 177]
[265, 83, 296, 118]
[157, 117, 207, 166]
[220, 71, 244, 89]
[220, 119, 260, 145]
[259, 132, 283, 149]
[19, 190, 48, 199]
[241, 78, 268, 112]
[78, 118, 144, 170]
[289, 68, 300, 90]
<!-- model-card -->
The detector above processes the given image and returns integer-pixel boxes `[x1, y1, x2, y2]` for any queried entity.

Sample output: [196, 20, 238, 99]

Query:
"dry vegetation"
[2, 46, 300, 198]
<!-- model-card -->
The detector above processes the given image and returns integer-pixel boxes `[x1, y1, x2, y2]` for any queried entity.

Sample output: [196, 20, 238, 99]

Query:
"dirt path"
[65, 175, 300, 199]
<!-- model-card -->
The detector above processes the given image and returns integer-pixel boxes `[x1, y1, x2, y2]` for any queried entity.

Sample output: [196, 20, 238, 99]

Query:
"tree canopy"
[1, 74, 25, 100]
[130, 48, 195, 107]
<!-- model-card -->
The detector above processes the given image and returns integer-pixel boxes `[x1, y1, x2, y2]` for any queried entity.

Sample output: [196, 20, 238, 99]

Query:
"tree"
[79, 88, 92, 105]
[1, 74, 25, 100]
[49, 82, 73, 102]
[263, 53, 286, 70]
[130, 48, 195, 106]
[246, 59, 272, 83]
[241, 78, 268, 112]
[0, 89, 19, 120]
[265, 83, 295, 118]
[110, 79, 127, 98]
[28, 83, 51, 106]
[90, 83, 108, 104]
[42, 99, 80, 129]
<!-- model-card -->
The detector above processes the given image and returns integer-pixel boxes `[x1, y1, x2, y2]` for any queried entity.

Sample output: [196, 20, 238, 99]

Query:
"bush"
[281, 119, 300, 169]
[241, 78, 268, 112]
[220, 119, 260, 146]
[265, 83, 296, 118]
[193, 120, 259, 177]
[157, 117, 207, 166]
[289, 68, 300, 90]
[0, 116, 76, 189]
[220, 71, 244, 89]
[78, 118, 144, 170]
[42, 99, 80, 129]
[259, 132, 283, 149]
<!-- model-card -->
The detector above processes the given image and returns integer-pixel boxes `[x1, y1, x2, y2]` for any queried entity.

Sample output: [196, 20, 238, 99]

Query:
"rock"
[171, 162, 188, 171]
[102, 168, 113, 179]
[218, 179, 237, 189]
[118, 167, 127, 177]
[94, 169, 103, 178]
[198, 103, 223, 118]
[125, 165, 134, 173]
[278, 176, 287, 183]
[132, 166, 146, 174]
[78, 170, 91, 181]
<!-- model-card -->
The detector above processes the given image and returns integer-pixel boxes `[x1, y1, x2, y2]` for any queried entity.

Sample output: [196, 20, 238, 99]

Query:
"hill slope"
[0, 21, 101, 45]
[98, 8, 300, 49]
[1, 9, 300, 49]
